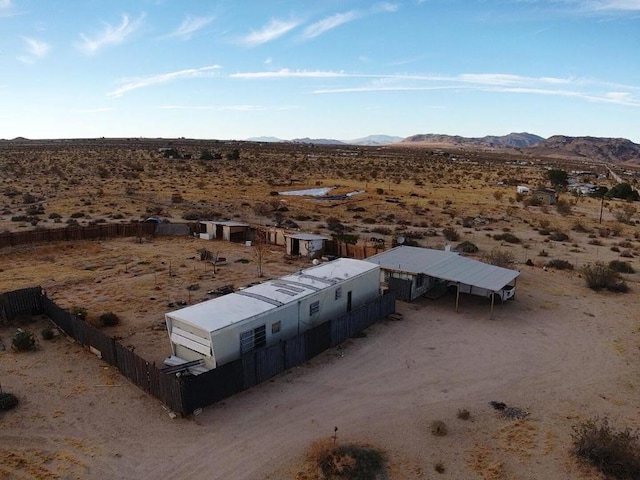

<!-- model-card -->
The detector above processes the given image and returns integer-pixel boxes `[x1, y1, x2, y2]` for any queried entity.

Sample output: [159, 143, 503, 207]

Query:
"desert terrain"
[1, 138, 639, 479]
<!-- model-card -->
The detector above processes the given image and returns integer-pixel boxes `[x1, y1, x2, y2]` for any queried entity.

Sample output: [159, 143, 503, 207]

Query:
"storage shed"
[285, 233, 330, 258]
[366, 246, 519, 315]
[198, 220, 250, 242]
[165, 258, 380, 371]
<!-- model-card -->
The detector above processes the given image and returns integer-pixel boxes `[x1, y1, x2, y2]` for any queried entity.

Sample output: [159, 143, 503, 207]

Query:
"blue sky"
[1, 0, 639, 141]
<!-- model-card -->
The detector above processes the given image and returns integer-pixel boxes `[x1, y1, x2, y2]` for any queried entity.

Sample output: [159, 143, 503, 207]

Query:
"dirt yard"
[1, 139, 639, 479]
[1, 261, 638, 479]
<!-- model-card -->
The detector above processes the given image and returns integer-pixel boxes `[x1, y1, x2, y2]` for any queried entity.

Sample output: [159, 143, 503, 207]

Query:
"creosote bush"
[442, 227, 460, 241]
[493, 232, 521, 244]
[581, 262, 628, 293]
[431, 420, 448, 437]
[546, 259, 574, 270]
[609, 260, 635, 274]
[98, 312, 120, 327]
[313, 440, 387, 480]
[41, 328, 55, 340]
[456, 241, 479, 253]
[483, 248, 515, 268]
[457, 408, 471, 420]
[572, 417, 640, 480]
[0, 392, 19, 411]
[11, 329, 36, 351]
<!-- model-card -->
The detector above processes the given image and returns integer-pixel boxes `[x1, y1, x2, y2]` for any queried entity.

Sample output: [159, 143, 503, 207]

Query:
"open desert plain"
[1, 138, 639, 479]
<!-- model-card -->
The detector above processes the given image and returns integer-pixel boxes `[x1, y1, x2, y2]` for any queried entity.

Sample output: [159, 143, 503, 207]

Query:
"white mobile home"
[165, 258, 380, 371]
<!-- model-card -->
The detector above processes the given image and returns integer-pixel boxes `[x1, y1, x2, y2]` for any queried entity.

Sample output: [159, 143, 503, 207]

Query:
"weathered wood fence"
[1, 287, 395, 416]
[0, 222, 157, 248]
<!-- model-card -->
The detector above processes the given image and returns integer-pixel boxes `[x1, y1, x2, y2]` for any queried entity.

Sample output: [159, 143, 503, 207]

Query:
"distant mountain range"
[402, 132, 544, 148]
[245, 135, 404, 146]
[247, 132, 640, 164]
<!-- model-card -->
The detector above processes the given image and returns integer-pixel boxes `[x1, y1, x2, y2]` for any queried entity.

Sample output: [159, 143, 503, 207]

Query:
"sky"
[1, 0, 639, 142]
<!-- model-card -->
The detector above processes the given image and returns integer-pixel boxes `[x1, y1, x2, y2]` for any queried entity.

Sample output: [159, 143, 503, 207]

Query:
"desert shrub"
[483, 248, 515, 267]
[376, 188, 384, 195]
[572, 417, 640, 480]
[171, 193, 184, 204]
[315, 441, 387, 480]
[609, 260, 635, 274]
[546, 259, 574, 270]
[371, 227, 392, 235]
[572, 221, 591, 233]
[549, 231, 570, 242]
[620, 250, 634, 258]
[555, 198, 572, 216]
[434, 462, 445, 473]
[70, 211, 85, 218]
[539, 249, 549, 257]
[457, 241, 478, 253]
[11, 215, 29, 222]
[48, 212, 62, 219]
[493, 232, 521, 244]
[581, 262, 628, 292]
[457, 408, 471, 420]
[71, 306, 87, 320]
[98, 312, 120, 327]
[442, 227, 460, 241]
[538, 228, 551, 236]
[431, 420, 448, 437]
[493, 190, 504, 201]
[611, 246, 620, 253]
[361, 217, 376, 224]
[41, 328, 55, 340]
[588, 239, 603, 246]
[0, 392, 19, 411]
[11, 329, 36, 351]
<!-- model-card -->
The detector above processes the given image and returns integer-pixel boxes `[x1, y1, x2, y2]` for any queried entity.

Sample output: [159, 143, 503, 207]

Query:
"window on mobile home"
[335, 287, 342, 300]
[310, 301, 320, 315]
[240, 324, 267, 354]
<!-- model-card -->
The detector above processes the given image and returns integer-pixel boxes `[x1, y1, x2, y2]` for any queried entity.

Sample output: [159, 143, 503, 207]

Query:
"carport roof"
[366, 246, 519, 292]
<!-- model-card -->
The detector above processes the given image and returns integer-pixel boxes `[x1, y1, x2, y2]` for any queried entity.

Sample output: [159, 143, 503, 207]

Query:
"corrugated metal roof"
[366, 246, 519, 292]
[285, 233, 330, 241]
[166, 258, 378, 333]
[198, 220, 249, 227]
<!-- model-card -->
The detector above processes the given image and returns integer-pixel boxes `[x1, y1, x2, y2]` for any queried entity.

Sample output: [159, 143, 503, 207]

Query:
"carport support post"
[490, 291, 495, 319]
[455, 283, 460, 312]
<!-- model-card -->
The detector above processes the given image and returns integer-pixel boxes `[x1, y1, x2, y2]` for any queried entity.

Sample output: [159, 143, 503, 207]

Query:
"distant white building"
[516, 185, 530, 195]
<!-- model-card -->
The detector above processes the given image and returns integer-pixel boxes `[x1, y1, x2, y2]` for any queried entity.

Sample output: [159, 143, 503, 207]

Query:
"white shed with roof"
[284, 232, 330, 258]
[165, 258, 380, 370]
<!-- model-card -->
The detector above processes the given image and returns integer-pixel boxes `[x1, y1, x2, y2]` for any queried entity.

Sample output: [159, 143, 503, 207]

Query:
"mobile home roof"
[166, 258, 378, 333]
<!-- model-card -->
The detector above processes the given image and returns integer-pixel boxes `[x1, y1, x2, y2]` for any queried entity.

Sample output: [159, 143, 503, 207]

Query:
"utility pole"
[599, 195, 604, 224]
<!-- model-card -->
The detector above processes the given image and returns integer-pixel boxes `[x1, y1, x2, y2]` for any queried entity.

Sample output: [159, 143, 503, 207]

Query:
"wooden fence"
[0, 222, 157, 248]
[1, 287, 395, 416]
[325, 241, 385, 260]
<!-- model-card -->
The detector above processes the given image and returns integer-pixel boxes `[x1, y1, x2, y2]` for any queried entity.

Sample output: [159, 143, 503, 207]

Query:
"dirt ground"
[1, 258, 638, 479]
[1, 140, 639, 479]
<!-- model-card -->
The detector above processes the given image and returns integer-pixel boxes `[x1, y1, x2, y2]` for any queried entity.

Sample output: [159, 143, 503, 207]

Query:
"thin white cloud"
[0, 0, 11, 8]
[77, 14, 145, 55]
[21, 37, 51, 58]
[166, 14, 214, 40]
[108, 65, 222, 97]
[301, 4, 398, 40]
[238, 18, 299, 46]
[159, 105, 298, 111]
[231, 68, 352, 79]
[589, 0, 640, 10]
[302, 11, 360, 39]
[70, 107, 116, 114]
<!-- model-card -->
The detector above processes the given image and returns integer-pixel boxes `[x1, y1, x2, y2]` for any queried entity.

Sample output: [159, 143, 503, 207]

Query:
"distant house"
[285, 233, 330, 258]
[533, 189, 557, 205]
[197, 221, 250, 242]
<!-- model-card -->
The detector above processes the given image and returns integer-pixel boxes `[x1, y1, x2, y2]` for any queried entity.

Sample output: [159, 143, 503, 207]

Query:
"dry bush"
[581, 262, 628, 293]
[305, 438, 387, 480]
[572, 417, 640, 480]
[546, 259, 574, 270]
[483, 248, 515, 267]
[493, 232, 520, 244]
[457, 408, 471, 420]
[457, 241, 478, 253]
[442, 227, 460, 241]
[609, 260, 635, 274]
[0, 392, 19, 411]
[98, 312, 120, 327]
[431, 420, 448, 436]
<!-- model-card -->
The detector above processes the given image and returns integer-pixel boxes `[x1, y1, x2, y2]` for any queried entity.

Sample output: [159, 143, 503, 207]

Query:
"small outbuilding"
[285, 233, 330, 258]
[533, 189, 557, 205]
[197, 220, 250, 242]
[366, 246, 519, 315]
[165, 258, 380, 372]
